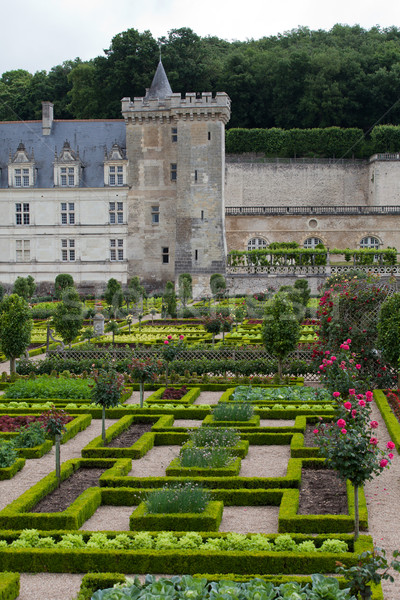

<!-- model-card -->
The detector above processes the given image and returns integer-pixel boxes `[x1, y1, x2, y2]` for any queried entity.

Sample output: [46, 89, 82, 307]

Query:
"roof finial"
[158, 42, 162, 63]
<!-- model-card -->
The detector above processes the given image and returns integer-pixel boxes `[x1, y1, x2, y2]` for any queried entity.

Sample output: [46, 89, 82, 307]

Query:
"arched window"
[360, 236, 380, 249]
[303, 237, 323, 249]
[247, 237, 267, 251]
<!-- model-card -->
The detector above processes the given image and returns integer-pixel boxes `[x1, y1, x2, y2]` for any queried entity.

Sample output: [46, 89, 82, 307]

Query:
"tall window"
[151, 206, 159, 224]
[303, 237, 323, 249]
[360, 236, 380, 249]
[171, 127, 178, 142]
[61, 239, 75, 261]
[162, 247, 169, 264]
[110, 239, 124, 261]
[247, 237, 267, 251]
[170, 163, 177, 181]
[109, 202, 123, 224]
[16, 240, 30, 262]
[15, 203, 30, 225]
[61, 202, 75, 225]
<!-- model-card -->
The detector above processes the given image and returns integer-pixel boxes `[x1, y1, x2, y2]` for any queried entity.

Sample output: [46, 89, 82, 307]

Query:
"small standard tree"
[91, 369, 125, 444]
[0, 294, 33, 373]
[163, 281, 177, 318]
[178, 273, 192, 308]
[54, 274, 74, 299]
[104, 278, 124, 317]
[262, 293, 301, 379]
[52, 287, 84, 347]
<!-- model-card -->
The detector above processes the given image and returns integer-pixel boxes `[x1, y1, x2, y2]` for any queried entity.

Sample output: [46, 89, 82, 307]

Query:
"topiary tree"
[26, 275, 36, 299]
[163, 281, 177, 318]
[210, 273, 226, 299]
[104, 278, 124, 317]
[377, 292, 400, 385]
[91, 369, 126, 443]
[126, 276, 145, 310]
[262, 293, 301, 379]
[0, 294, 33, 373]
[52, 287, 84, 347]
[178, 273, 192, 308]
[278, 285, 305, 322]
[54, 274, 74, 299]
[294, 278, 311, 307]
[105, 319, 120, 345]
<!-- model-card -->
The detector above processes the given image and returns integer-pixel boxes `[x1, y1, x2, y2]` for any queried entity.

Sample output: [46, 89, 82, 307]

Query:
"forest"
[1, 24, 400, 131]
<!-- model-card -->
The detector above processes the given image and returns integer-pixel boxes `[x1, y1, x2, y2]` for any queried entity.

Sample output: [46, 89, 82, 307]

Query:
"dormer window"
[104, 143, 127, 187]
[8, 143, 35, 188]
[54, 141, 82, 187]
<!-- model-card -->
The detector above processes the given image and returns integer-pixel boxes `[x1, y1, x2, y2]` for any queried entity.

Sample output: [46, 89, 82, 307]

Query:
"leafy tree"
[105, 320, 120, 345]
[178, 273, 192, 308]
[294, 278, 311, 307]
[262, 293, 301, 378]
[91, 369, 125, 443]
[126, 276, 145, 310]
[0, 294, 33, 373]
[54, 274, 74, 299]
[210, 273, 226, 299]
[12, 277, 30, 300]
[52, 287, 83, 347]
[104, 278, 124, 317]
[278, 285, 305, 322]
[0, 284, 4, 303]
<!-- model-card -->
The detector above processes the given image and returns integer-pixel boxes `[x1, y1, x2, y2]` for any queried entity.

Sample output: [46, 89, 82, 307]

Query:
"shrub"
[212, 402, 254, 422]
[179, 446, 234, 468]
[189, 427, 240, 447]
[5, 376, 93, 399]
[0, 441, 18, 467]
[145, 482, 210, 513]
[13, 422, 47, 448]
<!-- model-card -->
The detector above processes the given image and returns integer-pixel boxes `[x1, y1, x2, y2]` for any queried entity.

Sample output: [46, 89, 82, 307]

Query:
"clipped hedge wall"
[0, 459, 26, 481]
[374, 390, 400, 453]
[0, 572, 19, 600]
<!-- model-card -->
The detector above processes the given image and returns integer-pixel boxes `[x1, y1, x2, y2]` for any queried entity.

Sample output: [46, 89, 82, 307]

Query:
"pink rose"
[313, 429, 319, 434]
[389, 453, 394, 460]
[366, 391, 373, 402]
[167, 335, 173, 339]
[341, 428, 347, 434]
[370, 437, 378, 445]
[344, 402, 352, 410]
[358, 400, 366, 407]
[179, 335, 184, 340]
[348, 389, 355, 396]
[164, 340, 169, 345]
[370, 421, 379, 429]
[337, 419, 346, 428]
[346, 339, 352, 344]
[356, 364, 361, 370]
[387, 441, 395, 450]
[333, 392, 341, 398]
[331, 356, 337, 361]
[351, 409, 357, 418]
[325, 350, 330, 355]
[380, 459, 388, 468]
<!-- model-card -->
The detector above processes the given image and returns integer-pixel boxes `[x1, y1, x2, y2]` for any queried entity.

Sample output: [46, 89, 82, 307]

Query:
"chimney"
[42, 101, 54, 135]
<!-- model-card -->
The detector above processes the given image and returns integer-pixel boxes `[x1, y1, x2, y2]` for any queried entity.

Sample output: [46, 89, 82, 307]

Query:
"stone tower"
[121, 61, 231, 293]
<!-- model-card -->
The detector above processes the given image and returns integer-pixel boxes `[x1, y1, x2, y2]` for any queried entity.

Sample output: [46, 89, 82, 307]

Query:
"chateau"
[1, 61, 400, 296]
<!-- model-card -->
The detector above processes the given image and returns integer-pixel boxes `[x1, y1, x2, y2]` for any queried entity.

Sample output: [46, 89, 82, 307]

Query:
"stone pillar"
[93, 312, 105, 336]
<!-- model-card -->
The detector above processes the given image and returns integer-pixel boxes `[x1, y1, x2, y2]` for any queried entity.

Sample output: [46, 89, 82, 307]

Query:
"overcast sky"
[1, 0, 400, 75]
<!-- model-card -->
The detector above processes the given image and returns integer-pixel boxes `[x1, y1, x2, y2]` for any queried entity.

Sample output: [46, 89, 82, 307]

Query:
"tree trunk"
[277, 358, 282, 380]
[354, 485, 359, 541]
[165, 363, 169, 388]
[139, 381, 144, 408]
[102, 406, 106, 445]
[55, 433, 61, 486]
[10, 356, 16, 374]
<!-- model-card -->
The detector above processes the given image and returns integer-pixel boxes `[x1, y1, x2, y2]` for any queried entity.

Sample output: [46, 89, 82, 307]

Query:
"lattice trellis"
[337, 280, 397, 330]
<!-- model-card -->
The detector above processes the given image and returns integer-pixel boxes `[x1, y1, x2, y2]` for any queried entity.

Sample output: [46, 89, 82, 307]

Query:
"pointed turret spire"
[146, 60, 173, 100]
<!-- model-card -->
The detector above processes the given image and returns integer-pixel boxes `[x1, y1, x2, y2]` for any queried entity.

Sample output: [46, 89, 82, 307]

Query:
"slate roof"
[0, 119, 126, 189]
[146, 60, 173, 100]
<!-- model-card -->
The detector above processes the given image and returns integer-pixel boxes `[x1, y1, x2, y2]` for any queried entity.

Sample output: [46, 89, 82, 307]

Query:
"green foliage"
[212, 402, 254, 421]
[336, 548, 400, 597]
[377, 292, 400, 368]
[104, 279, 124, 316]
[14, 422, 47, 448]
[0, 441, 18, 467]
[145, 482, 210, 513]
[13, 276, 35, 300]
[0, 293, 33, 372]
[5, 376, 93, 399]
[210, 274, 226, 298]
[189, 427, 240, 447]
[163, 281, 177, 319]
[179, 446, 234, 468]
[52, 287, 84, 346]
[178, 273, 192, 307]
[54, 274, 74, 299]
[294, 279, 311, 307]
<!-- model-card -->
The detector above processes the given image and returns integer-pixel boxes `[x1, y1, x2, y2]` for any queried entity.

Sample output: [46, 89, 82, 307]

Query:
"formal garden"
[1, 271, 400, 599]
